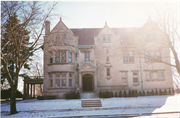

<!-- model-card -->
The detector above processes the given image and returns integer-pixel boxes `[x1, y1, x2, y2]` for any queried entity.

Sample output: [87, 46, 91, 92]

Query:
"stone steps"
[81, 100, 102, 107]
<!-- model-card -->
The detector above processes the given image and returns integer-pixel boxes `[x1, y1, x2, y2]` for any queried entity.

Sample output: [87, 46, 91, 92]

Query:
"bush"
[164, 89, 167, 95]
[119, 90, 122, 97]
[128, 90, 132, 97]
[64, 91, 80, 99]
[37, 96, 45, 100]
[155, 88, 158, 95]
[1, 88, 22, 99]
[151, 89, 154, 96]
[138, 91, 142, 96]
[123, 90, 127, 97]
[46, 95, 56, 99]
[142, 90, 145, 96]
[168, 88, 171, 95]
[99, 91, 102, 98]
[159, 89, 162, 95]
[110, 91, 114, 97]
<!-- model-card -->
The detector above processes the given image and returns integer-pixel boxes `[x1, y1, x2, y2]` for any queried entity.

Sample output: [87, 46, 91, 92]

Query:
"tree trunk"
[10, 85, 18, 114]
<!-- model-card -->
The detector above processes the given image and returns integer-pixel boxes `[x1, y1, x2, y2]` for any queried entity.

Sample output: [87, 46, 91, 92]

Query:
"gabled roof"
[70, 28, 140, 45]
[71, 28, 101, 45]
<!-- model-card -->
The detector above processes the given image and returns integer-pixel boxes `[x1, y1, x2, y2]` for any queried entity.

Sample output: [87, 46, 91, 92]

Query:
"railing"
[79, 60, 97, 68]
[25, 76, 43, 79]
[98, 85, 128, 91]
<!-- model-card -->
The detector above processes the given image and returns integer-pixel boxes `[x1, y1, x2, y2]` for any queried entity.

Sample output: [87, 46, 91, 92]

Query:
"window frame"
[123, 51, 134, 63]
[85, 52, 90, 62]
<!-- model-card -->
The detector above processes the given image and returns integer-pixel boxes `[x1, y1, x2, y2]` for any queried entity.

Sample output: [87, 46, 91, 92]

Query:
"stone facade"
[43, 18, 173, 98]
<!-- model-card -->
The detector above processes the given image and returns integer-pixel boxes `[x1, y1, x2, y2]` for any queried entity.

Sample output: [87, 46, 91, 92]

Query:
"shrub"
[46, 95, 56, 99]
[143, 90, 145, 96]
[115, 92, 118, 97]
[128, 90, 131, 97]
[64, 91, 80, 99]
[110, 91, 114, 97]
[168, 88, 171, 95]
[138, 91, 142, 96]
[37, 96, 45, 100]
[155, 88, 158, 95]
[123, 90, 127, 97]
[151, 89, 154, 96]
[164, 89, 167, 95]
[99, 91, 102, 98]
[1, 88, 22, 99]
[119, 90, 122, 97]
[159, 89, 162, 95]
[134, 90, 138, 97]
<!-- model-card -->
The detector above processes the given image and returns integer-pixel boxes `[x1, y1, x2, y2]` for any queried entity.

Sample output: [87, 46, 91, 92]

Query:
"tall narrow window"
[69, 79, 72, 87]
[68, 52, 72, 63]
[107, 37, 111, 42]
[55, 52, 60, 63]
[129, 52, 134, 62]
[151, 52, 155, 61]
[85, 52, 90, 62]
[61, 52, 66, 63]
[50, 53, 53, 63]
[132, 72, 138, 84]
[62, 79, 66, 86]
[55, 79, 60, 87]
[121, 72, 127, 84]
[106, 56, 109, 62]
[157, 51, 161, 61]
[106, 49, 109, 54]
[146, 71, 151, 80]
[145, 51, 149, 62]
[157, 71, 164, 80]
[50, 80, 53, 87]
[123, 52, 128, 62]
[107, 68, 110, 76]
[103, 37, 106, 41]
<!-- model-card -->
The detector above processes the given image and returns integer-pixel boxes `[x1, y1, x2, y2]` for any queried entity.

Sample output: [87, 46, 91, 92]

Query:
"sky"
[49, 1, 153, 29]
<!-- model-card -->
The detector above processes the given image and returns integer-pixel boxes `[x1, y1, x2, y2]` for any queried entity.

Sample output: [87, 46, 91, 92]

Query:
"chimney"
[45, 21, 51, 35]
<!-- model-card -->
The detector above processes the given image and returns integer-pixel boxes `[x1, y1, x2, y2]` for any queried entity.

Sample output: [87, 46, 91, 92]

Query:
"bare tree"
[1, 1, 58, 114]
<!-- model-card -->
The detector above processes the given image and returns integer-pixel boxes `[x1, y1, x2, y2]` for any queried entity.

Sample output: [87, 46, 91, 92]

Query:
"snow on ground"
[1, 95, 180, 117]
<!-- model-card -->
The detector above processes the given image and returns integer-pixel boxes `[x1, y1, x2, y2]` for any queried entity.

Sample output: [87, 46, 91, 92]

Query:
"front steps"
[81, 92, 102, 107]
[81, 100, 102, 107]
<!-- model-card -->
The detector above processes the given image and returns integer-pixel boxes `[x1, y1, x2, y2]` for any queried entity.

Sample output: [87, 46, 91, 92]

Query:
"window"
[150, 52, 155, 61]
[61, 52, 66, 63]
[50, 80, 53, 87]
[62, 34, 67, 39]
[62, 79, 66, 86]
[121, 72, 127, 84]
[123, 51, 134, 62]
[50, 53, 53, 63]
[103, 37, 106, 41]
[56, 73, 60, 78]
[50, 73, 53, 78]
[69, 73, 72, 77]
[55, 79, 60, 87]
[146, 71, 151, 80]
[68, 52, 72, 63]
[106, 49, 109, 54]
[157, 52, 161, 61]
[85, 52, 90, 62]
[107, 37, 111, 41]
[145, 51, 149, 62]
[157, 71, 164, 79]
[62, 73, 66, 77]
[132, 72, 138, 84]
[107, 68, 110, 76]
[69, 79, 72, 87]
[106, 56, 109, 62]
[145, 51, 161, 62]
[55, 52, 60, 63]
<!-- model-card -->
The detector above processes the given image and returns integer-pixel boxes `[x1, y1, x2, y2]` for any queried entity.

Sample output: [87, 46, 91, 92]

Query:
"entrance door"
[82, 74, 93, 92]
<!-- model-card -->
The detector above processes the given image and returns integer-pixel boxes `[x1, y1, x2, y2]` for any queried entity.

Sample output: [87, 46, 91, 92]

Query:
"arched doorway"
[82, 74, 94, 92]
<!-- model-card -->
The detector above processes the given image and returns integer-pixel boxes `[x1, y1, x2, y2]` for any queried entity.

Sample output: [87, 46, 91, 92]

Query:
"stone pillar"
[79, 72, 82, 90]
[24, 83, 26, 99]
[94, 71, 97, 91]
[31, 84, 33, 98]
[27, 84, 29, 99]
[53, 52, 55, 64]
[33, 84, 35, 98]
[53, 73, 55, 88]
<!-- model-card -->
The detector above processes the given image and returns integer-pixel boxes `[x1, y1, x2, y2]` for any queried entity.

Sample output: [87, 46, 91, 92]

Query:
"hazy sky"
[50, 2, 153, 29]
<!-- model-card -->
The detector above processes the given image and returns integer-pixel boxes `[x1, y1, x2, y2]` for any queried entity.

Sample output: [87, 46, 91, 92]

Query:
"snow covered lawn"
[1, 95, 180, 117]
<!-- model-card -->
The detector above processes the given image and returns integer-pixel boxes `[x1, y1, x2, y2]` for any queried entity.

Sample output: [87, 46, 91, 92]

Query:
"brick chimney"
[45, 21, 51, 35]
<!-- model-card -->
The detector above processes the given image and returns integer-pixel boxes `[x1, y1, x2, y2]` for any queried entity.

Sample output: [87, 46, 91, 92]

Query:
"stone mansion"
[43, 17, 173, 98]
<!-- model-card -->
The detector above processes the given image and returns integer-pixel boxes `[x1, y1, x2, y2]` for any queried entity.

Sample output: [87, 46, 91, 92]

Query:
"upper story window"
[123, 51, 134, 63]
[61, 51, 66, 63]
[121, 71, 128, 84]
[146, 33, 156, 42]
[106, 68, 110, 77]
[107, 37, 111, 41]
[50, 53, 53, 63]
[85, 52, 90, 62]
[145, 51, 161, 62]
[62, 34, 67, 39]
[132, 71, 139, 84]
[68, 52, 72, 63]
[106, 49, 109, 54]
[55, 52, 60, 63]
[103, 37, 106, 41]
[145, 71, 164, 80]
